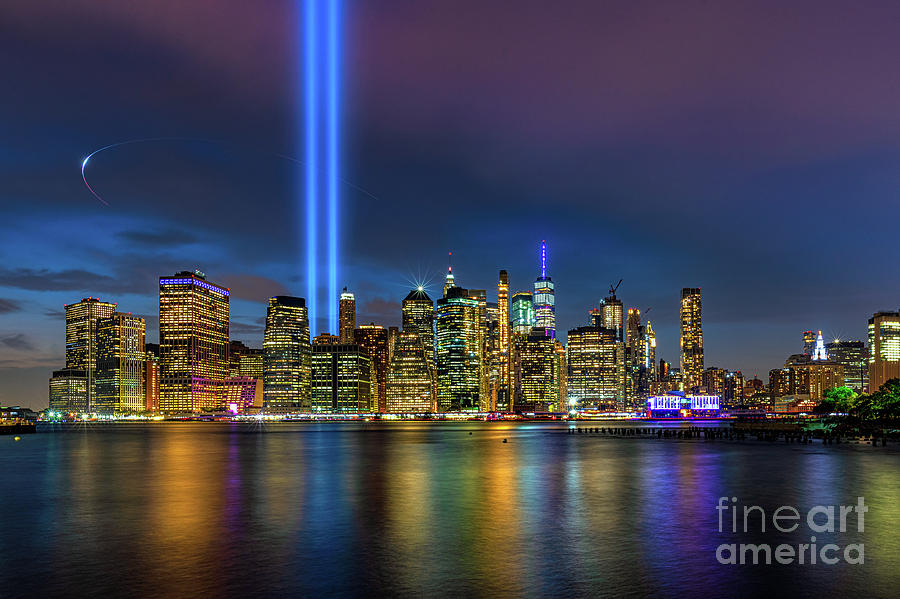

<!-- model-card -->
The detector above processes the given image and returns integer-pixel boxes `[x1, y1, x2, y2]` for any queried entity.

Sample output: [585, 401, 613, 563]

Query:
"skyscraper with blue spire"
[533, 240, 555, 338]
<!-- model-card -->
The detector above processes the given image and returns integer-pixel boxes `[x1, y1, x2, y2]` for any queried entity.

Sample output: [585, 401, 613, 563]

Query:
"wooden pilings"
[566, 425, 890, 447]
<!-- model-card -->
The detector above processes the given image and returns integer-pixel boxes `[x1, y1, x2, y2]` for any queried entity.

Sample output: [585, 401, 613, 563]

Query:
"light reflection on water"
[1, 421, 898, 597]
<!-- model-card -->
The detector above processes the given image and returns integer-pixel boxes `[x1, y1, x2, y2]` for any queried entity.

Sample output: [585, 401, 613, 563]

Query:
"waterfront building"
[702, 367, 727, 396]
[311, 344, 373, 413]
[228, 341, 264, 379]
[646, 393, 721, 418]
[513, 327, 560, 412]
[402, 287, 434, 359]
[354, 324, 390, 412]
[566, 317, 626, 411]
[386, 330, 433, 413]
[158, 271, 229, 413]
[339, 288, 356, 343]
[95, 313, 146, 414]
[868, 311, 900, 393]
[484, 301, 503, 411]
[825, 340, 867, 393]
[511, 292, 535, 336]
[223, 377, 262, 413]
[680, 287, 704, 391]
[435, 286, 481, 411]
[64, 297, 116, 412]
[533, 241, 556, 337]
[469, 289, 490, 410]
[769, 368, 791, 398]
[723, 370, 744, 406]
[783, 354, 845, 401]
[48, 369, 88, 415]
[401, 286, 436, 407]
[145, 348, 160, 412]
[263, 296, 311, 413]
[554, 339, 567, 411]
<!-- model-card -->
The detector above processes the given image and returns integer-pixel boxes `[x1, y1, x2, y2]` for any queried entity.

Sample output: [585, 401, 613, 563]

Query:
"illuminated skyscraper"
[145, 345, 160, 412]
[513, 328, 560, 412]
[228, 341, 264, 379]
[868, 311, 900, 393]
[825, 340, 867, 393]
[159, 271, 230, 413]
[769, 368, 791, 400]
[680, 287, 704, 392]
[354, 324, 389, 413]
[96, 313, 146, 414]
[402, 287, 435, 359]
[625, 308, 642, 401]
[263, 296, 311, 413]
[65, 297, 116, 411]
[554, 339, 567, 410]
[811, 331, 827, 361]
[802, 331, 817, 356]
[601, 286, 624, 342]
[702, 367, 727, 396]
[724, 370, 744, 406]
[511, 292, 535, 336]
[443, 252, 456, 296]
[435, 286, 481, 411]
[339, 287, 356, 343]
[49, 369, 88, 415]
[533, 241, 556, 337]
[626, 309, 641, 352]
[566, 318, 626, 411]
[644, 321, 657, 383]
[386, 330, 433, 413]
[485, 301, 502, 411]
[311, 343, 373, 413]
[785, 359, 844, 401]
[497, 270, 510, 407]
[469, 288, 490, 410]
[387, 326, 400, 361]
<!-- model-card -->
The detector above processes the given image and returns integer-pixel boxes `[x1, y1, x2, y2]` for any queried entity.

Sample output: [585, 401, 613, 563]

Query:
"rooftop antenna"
[540, 240, 547, 278]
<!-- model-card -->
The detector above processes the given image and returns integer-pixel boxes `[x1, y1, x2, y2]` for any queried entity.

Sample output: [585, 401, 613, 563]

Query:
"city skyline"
[5, 248, 898, 411]
[37, 262, 883, 415]
[5, 0, 900, 408]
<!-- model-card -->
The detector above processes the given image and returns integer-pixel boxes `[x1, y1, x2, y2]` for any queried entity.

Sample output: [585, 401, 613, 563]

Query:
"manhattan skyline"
[4, 0, 900, 409]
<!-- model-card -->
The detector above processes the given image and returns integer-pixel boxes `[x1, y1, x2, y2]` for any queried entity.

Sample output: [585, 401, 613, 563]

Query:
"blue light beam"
[326, 0, 342, 335]
[304, 0, 319, 337]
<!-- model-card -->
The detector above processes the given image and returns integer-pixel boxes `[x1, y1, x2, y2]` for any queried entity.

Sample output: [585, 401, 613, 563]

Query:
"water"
[2, 422, 898, 597]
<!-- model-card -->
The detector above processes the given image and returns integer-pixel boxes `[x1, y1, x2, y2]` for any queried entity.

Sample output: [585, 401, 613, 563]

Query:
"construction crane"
[608, 279, 622, 297]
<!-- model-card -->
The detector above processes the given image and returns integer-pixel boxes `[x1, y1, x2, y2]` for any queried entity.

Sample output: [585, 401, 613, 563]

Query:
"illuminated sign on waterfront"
[647, 396, 683, 410]
[647, 395, 721, 411]
[689, 395, 720, 410]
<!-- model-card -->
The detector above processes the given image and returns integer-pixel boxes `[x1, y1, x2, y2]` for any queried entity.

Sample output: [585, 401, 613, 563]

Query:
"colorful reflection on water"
[2, 422, 898, 597]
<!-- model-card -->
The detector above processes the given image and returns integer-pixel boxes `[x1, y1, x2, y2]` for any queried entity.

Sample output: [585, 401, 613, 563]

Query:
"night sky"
[3, 0, 900, 409]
